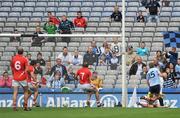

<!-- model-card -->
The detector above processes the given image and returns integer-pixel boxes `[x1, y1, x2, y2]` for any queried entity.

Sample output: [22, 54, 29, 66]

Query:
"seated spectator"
[32, 26, 45, 47]
[140, 0, 148, 6]
[137, 10, 145, 22]
[111, 38, 122, 62]
[90, 72, 103, 91]
[155, 50, 167, 70]
[162, 0, 170, 7]
[91, 40, 101, 57]
[110, 51, 119, 70]
[34, 62, 43, 78]
[129, 56, 146, 79]
[126, 46, 137, 66]
[67, 66, 76, 84]
[36, 52, 46, 66]
[58, 15, 74, 43]
[57, 46, 72, 66]
[26, 53, 32, 63]
[73, 11, 87, 28]
[39, 76, 47, 88]
[83, 46, 97, 66]
[44, 61, 52, 75]
[165, 47, 178, 66]
[48, 11, 61, 25]
[47, 70, 65, 88]
[50, 58, 68, 79]
[136, 42, 149, 56]
[99, 48, 112, 66]
[72, 49, 83, 66]
[43, 20, 57, 42]
[0, 71, 12, 88]
[10, 29, 21, 42]
[163, 67, 176, 88]
[140, 65, 148, 79]
[111, 5, 122, 22]
[175, 58, 180, 86]
[99, 40, 109, 55]
[146, 0, 160, 22]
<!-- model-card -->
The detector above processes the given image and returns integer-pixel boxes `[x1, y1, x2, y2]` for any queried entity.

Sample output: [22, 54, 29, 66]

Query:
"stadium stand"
[0, 0, 180, 90]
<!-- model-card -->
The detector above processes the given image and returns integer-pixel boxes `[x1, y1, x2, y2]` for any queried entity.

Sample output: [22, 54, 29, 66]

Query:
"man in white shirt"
[72, 49, 83, 65]
[57, 46, 72, 66]
[111, 38, 122, 62]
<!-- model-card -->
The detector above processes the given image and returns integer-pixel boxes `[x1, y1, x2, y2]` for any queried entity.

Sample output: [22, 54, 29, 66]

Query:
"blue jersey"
[146, 68, 161, 87]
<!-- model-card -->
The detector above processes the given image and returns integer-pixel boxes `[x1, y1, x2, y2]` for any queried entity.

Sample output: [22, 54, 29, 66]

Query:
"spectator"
[83, 46, 97, 66]
[57, 46, 72, 66]
[163, 67, 176, 88]
[58, 15, 75, 43]
[126, 46, 137, 66]
[43, 20, 57, 42]
[155, 50, 167, 70]
[136, 42, 149, 56]
[72, 49, 83, 66]
[137, 10, 145, 22]
[165, 47, 178, 66]
[10, 29, 21, 42]
[91, 40, 101, 56]
[162, 0, 170, 7]
[146, 0, 160, 22]
[50, 58, 68, 79]
[44, 61, 52, 75]
[99, 40, 109, 55]
[90, 72, 103, 91]
[140, 0, 148, 6]
[110, 51, 119, 70]
[47, 70, 65, 88]
[32, 26, 45, 47]
[99, 48, 112, 66]
[140, 65, 148, 79]
[111, 5, 122, 22]
[26, 53, 32, 63]
[47, 11, 61, 25]
[34, 62, 43, 77]
[0, 71, 12, 88]
[67, 66, 76, 84]
[36, 52, 46, 66]
[111, 38, 122, 62]
[175, 58, 180, 86]
[73, 11, 87, 28]
[129, 56, 146, 79]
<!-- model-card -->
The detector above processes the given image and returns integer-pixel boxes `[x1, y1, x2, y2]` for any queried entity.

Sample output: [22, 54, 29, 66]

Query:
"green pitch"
[0, 108, 179, 118]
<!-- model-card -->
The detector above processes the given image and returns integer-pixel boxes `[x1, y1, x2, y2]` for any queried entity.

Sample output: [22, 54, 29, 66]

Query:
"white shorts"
[12, 80, 27, 87]
[78, 84, 95, 91]
[28, 82, 34, 88]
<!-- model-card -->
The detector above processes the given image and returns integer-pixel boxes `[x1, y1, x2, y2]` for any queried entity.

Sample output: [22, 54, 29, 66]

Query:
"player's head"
[30, 60, 37, 66]
[83, 62, 89, 68]
[17, 47, 24, 55]
[149, 62, 154, 68]
[92, 71, 98, 79]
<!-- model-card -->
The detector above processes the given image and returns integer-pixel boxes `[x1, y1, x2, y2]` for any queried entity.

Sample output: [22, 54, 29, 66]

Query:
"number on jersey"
[15, 61, 21, 70]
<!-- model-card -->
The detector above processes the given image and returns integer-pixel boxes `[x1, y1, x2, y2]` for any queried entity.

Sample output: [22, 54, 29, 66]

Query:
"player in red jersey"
[76, 62, 103, 107]
[10, 47, 29, 111]
[27, 60, 40, 107]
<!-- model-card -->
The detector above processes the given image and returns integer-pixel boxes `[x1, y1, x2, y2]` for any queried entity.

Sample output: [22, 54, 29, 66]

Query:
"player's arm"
[30, 71, 37, 83]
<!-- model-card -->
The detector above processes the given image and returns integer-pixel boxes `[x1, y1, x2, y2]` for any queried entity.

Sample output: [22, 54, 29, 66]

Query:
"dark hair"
[63, 46, 67, 50]
[48, 11, 52, 14]
[149, 62, 154, 68]
[37, 52, 42, 56]
[30, 60, 37, 66]
[49, 20, 53, 22]
[17, 47, 24, 55]
[83, 62, 89, 67]
[77, 11, 82, 14]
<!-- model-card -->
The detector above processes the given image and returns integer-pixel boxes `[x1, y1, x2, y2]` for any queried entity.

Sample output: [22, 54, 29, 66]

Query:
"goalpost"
[0, 0, 127, 108]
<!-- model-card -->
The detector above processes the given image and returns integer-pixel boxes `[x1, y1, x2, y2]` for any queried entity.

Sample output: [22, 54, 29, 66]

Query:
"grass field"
[0, 108, 179, 118]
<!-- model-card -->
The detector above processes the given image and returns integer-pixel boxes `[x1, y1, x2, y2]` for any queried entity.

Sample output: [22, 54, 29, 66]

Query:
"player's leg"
[20, 80, 29, 111]
[86, 91, 93, 107]
[32, 85, 40, 107]
[12, 80, 19, 111]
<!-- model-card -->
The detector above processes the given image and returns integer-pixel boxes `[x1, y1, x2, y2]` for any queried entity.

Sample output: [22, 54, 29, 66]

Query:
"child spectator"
[136, 42, 149, 56]
[36, 52, 46, 66]
[74, 11, 87, 28]
[67, 66, 76, 84]
[110, 52, 118, 70]
[163, 67, 176, 88]
[140, 65, 148, 79]
[137, 10, 145, 22]
[47, 70, 65, 88]
[0, 71, 12, 88]
[111, 5, 122, 22]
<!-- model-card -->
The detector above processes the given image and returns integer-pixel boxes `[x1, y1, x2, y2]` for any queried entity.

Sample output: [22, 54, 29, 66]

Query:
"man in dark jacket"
[58, 15, 74, 43]
[83, 46, 97, 66]
[32, 27, 45, 47]
[50, 58, 68, 79]
[165, 47, 178, 66]
[129, 56, 146, 77]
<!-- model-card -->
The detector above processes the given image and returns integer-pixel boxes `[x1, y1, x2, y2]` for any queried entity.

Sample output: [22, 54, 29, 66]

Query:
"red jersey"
[27, 65, 35, 83]
[74, 17, 87, 28]
[11, 54, 29, 81]
[76, 67, 92, 84]
[49, 16, 60, 25]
